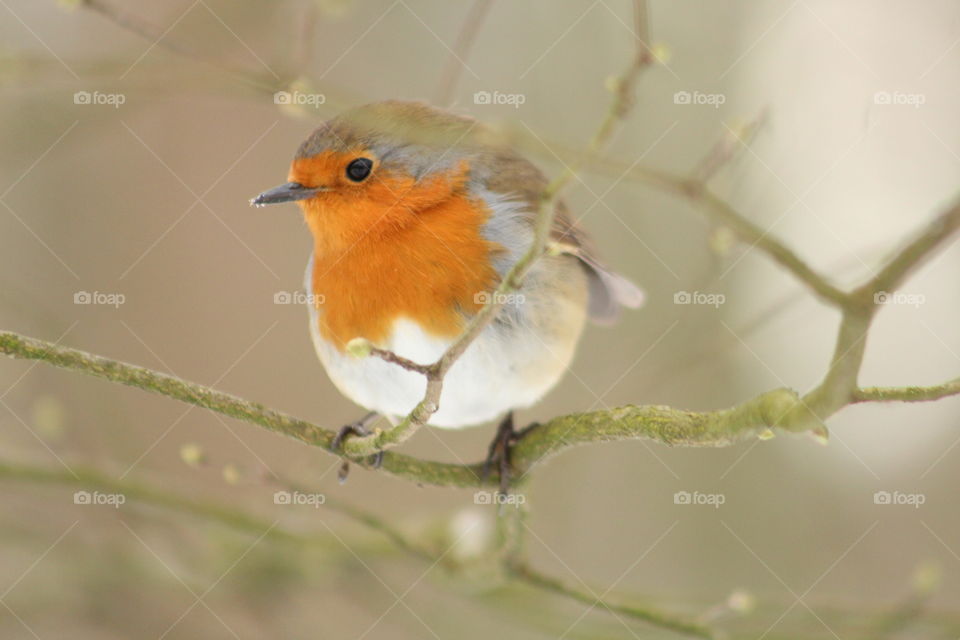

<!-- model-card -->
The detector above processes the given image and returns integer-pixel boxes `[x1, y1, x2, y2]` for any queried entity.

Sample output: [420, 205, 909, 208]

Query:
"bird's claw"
[332, 412, 383, 483]
[482, 412, 537, 495]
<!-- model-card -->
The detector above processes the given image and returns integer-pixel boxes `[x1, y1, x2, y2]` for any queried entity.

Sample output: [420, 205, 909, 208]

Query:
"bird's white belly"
[309, 314, 579, 428]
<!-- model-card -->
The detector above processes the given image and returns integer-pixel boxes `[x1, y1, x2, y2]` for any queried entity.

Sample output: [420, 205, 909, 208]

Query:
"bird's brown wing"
[550, 199, 645, 324]
[478, 148, 644, 324]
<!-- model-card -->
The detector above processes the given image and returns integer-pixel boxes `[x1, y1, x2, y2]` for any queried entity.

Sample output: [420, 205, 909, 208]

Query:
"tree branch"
[509, 388, 810, 473]
[852, 379, 960, 404]
[689, 186, 850, 307]
[506, 130, 850, 308]
[21, 4, 956, 638]
[0, 459, 312, 544]
[799, 194, 960, 420]
[853, 194, 960, 304]
[0, 458, 711, 638]
[689, 110, 768, 184]
[79, 0, 283, 92]
[11, 327, 953, 489]
[800, 309, 872, 420]
[2, 180, 958, 484]
[343, 0, 657, 458]
[0, 330, 483, 488]
[511, 563, 714, 639]
[0, 331, 822, 488]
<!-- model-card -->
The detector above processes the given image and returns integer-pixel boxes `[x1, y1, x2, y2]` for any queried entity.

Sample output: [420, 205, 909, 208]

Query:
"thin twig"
[0, 459, 313, 544]
[801, 195, 960, 419]
[690, 186, 849, 306]
[853, 194, 960, 305]
[349, 0, 658, 458]
[80, 0, 283, 92]
[367, 344, 435, 376]
[506, 130, 850, 307]
[0, 458, 710, 637]
[295, 1, 319, 75]
[690, 109, 768, 184]
[852, 378, 960, 404]
[0, 458, 439, 561]
[511, 563, 714, 639]
[434, 0, 495, 106]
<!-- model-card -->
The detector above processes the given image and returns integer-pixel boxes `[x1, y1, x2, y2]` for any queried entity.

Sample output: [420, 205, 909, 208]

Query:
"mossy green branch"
[3, 330, 958, 490]
[510, 388, 816, 473]
[853, 378, 960, 404]
[3, 196, 959, 484]
[0, 330, 481, 488]
[0, 331, 814, 489]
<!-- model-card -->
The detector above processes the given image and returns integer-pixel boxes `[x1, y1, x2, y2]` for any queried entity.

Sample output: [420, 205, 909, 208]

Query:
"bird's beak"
[249, 182, 328, 207]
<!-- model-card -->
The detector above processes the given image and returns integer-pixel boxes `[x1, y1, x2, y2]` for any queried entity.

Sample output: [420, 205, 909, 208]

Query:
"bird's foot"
[481, 412, 537, 495]
[332, 411, 383, 483]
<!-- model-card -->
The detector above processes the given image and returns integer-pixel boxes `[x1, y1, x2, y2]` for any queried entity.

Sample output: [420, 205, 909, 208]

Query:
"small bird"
[252, 101, 643, 487]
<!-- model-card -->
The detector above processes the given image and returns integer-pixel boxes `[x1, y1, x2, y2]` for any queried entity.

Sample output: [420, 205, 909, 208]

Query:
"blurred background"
[1, 1, 958, 638]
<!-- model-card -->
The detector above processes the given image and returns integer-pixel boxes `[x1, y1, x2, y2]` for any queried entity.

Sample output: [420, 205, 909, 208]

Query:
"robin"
[252, 100, 643, 489]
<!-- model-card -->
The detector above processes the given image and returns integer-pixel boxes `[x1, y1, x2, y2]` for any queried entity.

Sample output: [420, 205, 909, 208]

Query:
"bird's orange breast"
[308, 189, 499, 349]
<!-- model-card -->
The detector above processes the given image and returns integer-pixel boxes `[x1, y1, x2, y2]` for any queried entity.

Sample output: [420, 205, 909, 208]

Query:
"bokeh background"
[1, 1, 958, 638]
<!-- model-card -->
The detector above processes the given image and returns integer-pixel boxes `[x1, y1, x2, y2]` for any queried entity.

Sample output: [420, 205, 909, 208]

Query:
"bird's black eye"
[346, 157, 373, 182]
